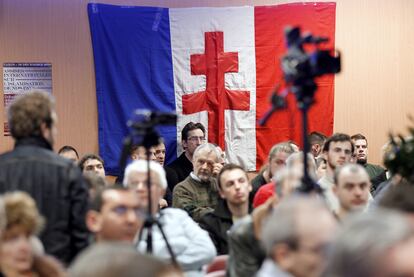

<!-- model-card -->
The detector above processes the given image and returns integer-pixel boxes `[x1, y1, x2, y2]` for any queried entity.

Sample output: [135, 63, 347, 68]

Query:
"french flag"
[88, 3, 336, 176]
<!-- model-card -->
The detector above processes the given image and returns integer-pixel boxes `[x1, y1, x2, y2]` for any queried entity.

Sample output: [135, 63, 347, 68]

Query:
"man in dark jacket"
[0, 91, 89, 264]
[199, 164, 251, 254]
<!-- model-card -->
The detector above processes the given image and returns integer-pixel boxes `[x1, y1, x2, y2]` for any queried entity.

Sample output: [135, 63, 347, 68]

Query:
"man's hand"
[159, 199, 168, 209]
[212, 162, 223, 177]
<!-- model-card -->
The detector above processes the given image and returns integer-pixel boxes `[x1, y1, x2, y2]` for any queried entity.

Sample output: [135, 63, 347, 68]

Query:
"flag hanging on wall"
[88, 2, 336, 176]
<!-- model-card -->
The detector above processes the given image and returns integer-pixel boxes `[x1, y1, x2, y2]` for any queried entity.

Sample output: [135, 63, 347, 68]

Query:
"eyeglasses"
[187, 136, 206, 142]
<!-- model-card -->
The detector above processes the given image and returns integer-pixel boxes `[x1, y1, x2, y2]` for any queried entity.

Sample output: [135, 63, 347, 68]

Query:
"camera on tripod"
[281, 26, 340, 84]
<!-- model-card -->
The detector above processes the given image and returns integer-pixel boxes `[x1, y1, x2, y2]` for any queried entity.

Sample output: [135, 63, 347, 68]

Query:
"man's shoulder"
[366, 163, 385, 171]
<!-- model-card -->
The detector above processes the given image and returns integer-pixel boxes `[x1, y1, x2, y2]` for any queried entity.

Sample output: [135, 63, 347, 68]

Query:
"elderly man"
[333, 163, 372, 220]
[0, 91, 89, 264]
[258, 196, 337, 277]
[173, 143, 222, 222]
[124, 160, 216, 277]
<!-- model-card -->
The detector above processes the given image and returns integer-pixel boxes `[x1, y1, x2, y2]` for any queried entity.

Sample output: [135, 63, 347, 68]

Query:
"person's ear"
[86, 211, 102, 233]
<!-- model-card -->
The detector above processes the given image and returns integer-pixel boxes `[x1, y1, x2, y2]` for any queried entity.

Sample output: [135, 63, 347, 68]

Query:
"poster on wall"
[3, 63, 52, 136]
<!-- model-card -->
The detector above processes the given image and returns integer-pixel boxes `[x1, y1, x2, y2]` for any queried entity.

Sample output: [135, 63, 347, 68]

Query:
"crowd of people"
[0, 90, 413, 277]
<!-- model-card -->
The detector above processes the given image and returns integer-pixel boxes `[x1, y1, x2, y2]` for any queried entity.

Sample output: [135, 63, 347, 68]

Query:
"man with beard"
[173, 143, 222, 222]
[333, 164, 372, 220]
[351, 133, 386, 193]
[318, 133, 354, 213]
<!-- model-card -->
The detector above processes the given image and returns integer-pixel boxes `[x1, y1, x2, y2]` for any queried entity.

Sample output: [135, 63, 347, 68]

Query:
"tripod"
[119, 110, 178, 266]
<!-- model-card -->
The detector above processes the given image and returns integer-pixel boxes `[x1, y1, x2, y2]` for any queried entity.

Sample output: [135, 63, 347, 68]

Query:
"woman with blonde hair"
[0, 192, 65, 277]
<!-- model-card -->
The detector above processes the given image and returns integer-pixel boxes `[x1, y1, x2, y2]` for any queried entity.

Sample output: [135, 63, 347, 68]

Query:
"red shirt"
[253, 182, 275, 208]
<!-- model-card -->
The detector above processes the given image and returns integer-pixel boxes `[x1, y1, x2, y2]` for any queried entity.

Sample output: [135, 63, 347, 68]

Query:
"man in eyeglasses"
[168, 122, 207, 184]
[86, 186, 144, 243]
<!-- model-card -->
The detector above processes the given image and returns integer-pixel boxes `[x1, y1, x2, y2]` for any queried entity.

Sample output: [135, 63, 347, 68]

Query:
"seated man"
[173, 143, 222, 222]
[258, 196, 337, 277]
[86, 185, 144, 243]
[199, 164, 252, 255]
[58, 145, 79, 164]
[124, 160, 216, 276]
[79, 153, 106, 178]
[333, 163, 372, 220]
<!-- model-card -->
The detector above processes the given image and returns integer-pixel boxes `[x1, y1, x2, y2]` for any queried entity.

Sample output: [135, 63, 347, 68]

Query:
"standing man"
[173, 143, 222, 222]
[0, 91, 89, 264]
[351, 133, 387, 193]
[199, 164, 252, 254]
[318, 133, 354, 212]
[169, 122, 206, 183]
[333, 164, 372, 220]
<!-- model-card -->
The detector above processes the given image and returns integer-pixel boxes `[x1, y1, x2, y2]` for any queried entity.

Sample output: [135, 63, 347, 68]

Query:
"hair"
[322, 133, 354, 153]
[351, 133, 367, 143]
[3, 191, 45, 235]
[79, 154, 104, 171]
[181, 121, 206, 141]
[284, 151, 317, 181]
[261, 195, 329, 256]
[323, 209, 414, 277]
[8, 90, 54, 139]
[192, 143, 221, 163]
[217, 163, 247, 189]
[69, 242, 180, 277]
[268, 142, 296, 162]
[333, 163, 369, 185]
[379, 180, 414, 213]
[89, 185, 130, 212]
[123, 160, 167, 189]
[57, 145, 79, 158]
[308, 131, 327, 146]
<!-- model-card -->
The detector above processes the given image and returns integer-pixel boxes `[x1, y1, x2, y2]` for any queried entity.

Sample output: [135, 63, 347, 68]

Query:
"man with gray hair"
[173, 143, 223, 222]
[258, 195, 337, 277]
[323, 209, 414, 277]
[124, 159, 216, 276]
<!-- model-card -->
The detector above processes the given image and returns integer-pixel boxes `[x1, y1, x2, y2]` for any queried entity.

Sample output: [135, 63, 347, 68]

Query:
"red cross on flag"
[170, 3, 336, 171]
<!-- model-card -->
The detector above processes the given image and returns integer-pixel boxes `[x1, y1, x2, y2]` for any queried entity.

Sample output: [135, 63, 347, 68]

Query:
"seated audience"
[57, 145, 79, 163]
[0, 192, 65, 277]
[323, 209, 414, 277]
[79, 153, 106, 178]
[70, 242, 183, 277]
[258, 195, 337, 277]
[173, 143, 222, 222]
[86, 186, 144, 243]
[124, 160, 216, 276]
[199, 164, 252, 254]
[333, 163, 372, 220]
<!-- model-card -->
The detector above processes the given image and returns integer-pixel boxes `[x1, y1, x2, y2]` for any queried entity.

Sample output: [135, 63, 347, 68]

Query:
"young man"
[79, 153, 106, 178]
[86, 186, 144, 243]
[333, 164, 372, 220]
[58, 145, 79, 163]
[199, 164, 252, 254]
[173, 143, 222, 222]
[318, 133, 354, 212]
[168, 122, 206, 183]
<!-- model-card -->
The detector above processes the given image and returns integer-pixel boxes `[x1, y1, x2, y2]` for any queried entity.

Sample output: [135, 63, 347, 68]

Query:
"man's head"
[79, 154, 106, 178]
[192, 143, 221, 182]
[130, 145, 156, 162]
[58, 145, 79, 163]
[268, 142, 297, 178]
[322, 133, 354, 172]
[324, 209, 414, 277]
[8, 91, 57, 146]
[123, 160, 167, 213]
[334, 164, 371, 213]
[261, 196, 337, 277]
[153, 142, 166, 166]
[351, 133, 368, 165]
[217, 164, 251, 207]
[308, 132, 327, 158]
[86, 186, 143, 243]
[181, 122, 206, 156]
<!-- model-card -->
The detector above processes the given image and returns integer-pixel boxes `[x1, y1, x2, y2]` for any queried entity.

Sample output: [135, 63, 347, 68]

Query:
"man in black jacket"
[199, 163, 251, 254]
[0, 91, 89, 264]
